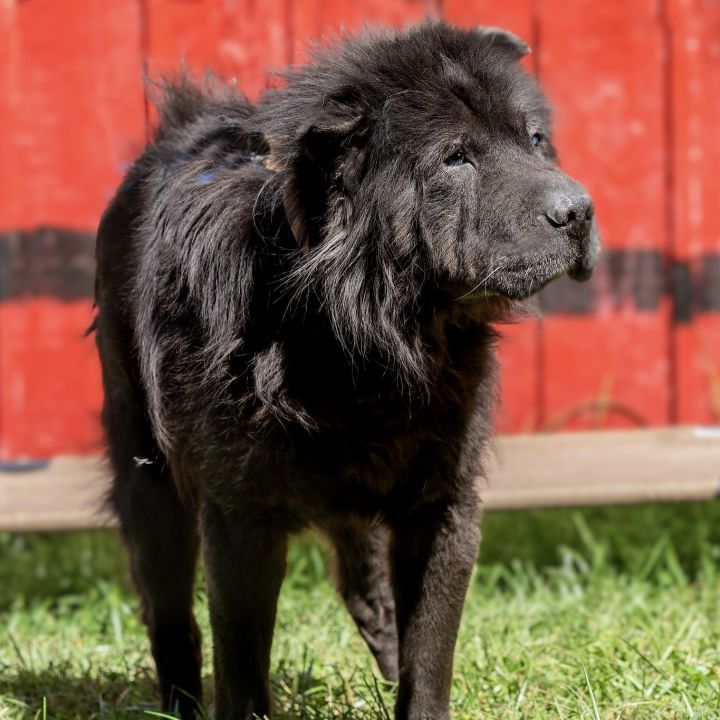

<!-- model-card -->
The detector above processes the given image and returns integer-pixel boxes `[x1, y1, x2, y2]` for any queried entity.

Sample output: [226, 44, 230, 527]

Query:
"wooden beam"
[0, 456, 114, 532]
[0, 427, 719, 532]
[482, 427, 720, 509]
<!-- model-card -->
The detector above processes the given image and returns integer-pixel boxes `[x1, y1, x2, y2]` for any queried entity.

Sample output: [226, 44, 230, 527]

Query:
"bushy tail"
[146, 71, 254, 141]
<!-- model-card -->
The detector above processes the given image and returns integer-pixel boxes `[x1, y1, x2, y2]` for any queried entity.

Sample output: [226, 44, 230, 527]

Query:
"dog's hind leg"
[327, 522, 399, 681]
[102, 366, 202, 718]
[96, 178, 202, 716]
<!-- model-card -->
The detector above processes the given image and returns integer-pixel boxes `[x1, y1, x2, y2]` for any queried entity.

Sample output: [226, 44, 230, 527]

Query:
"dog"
[94, 21, 599, 720]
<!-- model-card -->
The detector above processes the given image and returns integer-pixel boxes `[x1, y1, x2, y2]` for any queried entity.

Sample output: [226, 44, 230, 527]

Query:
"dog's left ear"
[282, 106, 367, 248]
[475, 26, 530, 61]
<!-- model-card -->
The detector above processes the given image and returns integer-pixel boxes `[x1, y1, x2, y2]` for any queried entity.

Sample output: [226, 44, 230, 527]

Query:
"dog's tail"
[146, 71, 254, 142]
[84, 313, 98, 338]
[149, 74, 208, 138]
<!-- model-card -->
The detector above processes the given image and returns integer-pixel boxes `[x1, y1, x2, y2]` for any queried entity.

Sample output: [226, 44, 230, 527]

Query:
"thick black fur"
[94, 21, 599, 720]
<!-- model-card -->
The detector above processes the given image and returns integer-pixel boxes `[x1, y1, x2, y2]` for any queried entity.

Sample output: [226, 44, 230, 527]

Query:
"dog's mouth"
[519, 226, 602, 296]
[448, 227, 602, 304]
[472, 252, 600, 302]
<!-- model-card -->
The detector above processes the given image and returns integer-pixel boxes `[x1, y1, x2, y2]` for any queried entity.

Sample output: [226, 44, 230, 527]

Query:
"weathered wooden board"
[292, 0, 437, 63]
[0, 299, 103, 460]
[0, 0, 145, 460]
[483, 426, 720, 509]
[144, 0, 291, 100]
[0, 456, 114, 532]
[536, 1, 671, 431]
[668, 0, 720, 426]
[2, 428, 718, 532]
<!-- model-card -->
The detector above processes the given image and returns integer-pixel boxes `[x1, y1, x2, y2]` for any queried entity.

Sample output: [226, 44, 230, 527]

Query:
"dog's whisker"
[453, 259, 507, 301]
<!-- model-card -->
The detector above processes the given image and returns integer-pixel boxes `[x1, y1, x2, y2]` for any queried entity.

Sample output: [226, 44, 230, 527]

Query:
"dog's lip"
[569, 227, 601, 283]
[568, 242, 601, 282]
[483, 265, 576, 300]
[447, 251, 596, 303]
[568, 263, 594, 282]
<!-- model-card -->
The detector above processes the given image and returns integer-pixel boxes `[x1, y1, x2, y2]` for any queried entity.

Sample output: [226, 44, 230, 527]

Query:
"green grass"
[2, 506, 720, 718]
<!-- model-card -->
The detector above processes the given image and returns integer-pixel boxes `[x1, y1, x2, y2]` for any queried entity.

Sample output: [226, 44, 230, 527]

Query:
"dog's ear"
[283, 106, 367, 248]
[474, 26, 530, 61]
[300, 111, 366, 168]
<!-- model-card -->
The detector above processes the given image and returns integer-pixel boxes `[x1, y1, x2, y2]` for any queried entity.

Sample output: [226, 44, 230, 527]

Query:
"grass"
[1, 506, 720, 718]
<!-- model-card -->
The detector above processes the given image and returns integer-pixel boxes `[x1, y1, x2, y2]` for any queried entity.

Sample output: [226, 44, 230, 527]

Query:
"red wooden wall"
[1, 0, 719, 461]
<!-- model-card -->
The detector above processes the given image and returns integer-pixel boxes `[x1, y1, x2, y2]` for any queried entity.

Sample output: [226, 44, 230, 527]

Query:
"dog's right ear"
[282, 107, 367, 249]
[474, 26, 530, 61]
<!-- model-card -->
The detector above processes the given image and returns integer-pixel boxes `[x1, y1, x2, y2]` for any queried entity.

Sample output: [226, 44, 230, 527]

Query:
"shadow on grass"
[1, 664, 385, 720]
[1, 665, 162, 719]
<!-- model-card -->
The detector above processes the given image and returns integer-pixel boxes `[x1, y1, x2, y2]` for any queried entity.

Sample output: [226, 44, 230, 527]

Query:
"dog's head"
[256, 22, 600, 381]
[261, 22, 600, 306]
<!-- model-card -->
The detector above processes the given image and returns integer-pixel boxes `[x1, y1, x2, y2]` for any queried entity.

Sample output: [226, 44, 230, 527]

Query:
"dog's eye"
[530, 132, 543, 147]
[446, 149, 469, 166]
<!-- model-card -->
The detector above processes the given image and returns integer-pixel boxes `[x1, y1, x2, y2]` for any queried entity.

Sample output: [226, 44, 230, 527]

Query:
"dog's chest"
[281, 392, 471, 518]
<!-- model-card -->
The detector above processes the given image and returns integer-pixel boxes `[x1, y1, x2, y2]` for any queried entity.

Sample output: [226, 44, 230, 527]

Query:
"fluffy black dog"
[95, 21, 599, 720]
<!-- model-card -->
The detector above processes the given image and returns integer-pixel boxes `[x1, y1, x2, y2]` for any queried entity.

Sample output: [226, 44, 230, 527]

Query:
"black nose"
[545, 194, 594, 235]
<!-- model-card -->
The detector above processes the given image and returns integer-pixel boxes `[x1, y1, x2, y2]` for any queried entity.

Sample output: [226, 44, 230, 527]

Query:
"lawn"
[2, 504, 720, 719]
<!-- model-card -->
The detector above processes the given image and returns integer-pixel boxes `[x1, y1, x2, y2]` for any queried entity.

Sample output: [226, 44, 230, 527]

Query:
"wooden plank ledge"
[481, 426, 720, 509]
[0, 427, 719, 532]
[0, 456, 114, 532]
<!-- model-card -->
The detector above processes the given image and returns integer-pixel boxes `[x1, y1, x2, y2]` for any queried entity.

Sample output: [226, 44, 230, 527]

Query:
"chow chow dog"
[94, 21, 599, 720]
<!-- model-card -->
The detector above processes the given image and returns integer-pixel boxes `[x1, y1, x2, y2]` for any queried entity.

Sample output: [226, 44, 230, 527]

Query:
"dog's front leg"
[201, 496, 288, 719]
[391, 491, 481, 720]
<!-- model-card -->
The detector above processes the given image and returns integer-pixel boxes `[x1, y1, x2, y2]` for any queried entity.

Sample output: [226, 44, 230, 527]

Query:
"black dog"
[94, 21, 599, 720]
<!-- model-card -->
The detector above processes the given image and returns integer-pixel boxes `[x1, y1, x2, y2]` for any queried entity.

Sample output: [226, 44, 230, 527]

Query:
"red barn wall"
[1, 0, 719, 460]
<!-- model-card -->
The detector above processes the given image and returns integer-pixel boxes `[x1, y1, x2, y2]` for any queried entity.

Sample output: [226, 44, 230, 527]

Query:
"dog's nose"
[544, 194, 594, 236]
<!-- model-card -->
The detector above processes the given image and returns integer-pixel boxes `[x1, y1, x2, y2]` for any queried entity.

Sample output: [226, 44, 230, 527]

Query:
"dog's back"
[95, 78, 280, 450]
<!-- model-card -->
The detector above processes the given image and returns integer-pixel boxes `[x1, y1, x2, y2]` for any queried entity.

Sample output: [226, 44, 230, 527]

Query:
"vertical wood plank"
[0, 0, 146, 229]
[292, 0, 437, 62]
[536, 0, 671, 430]
[0, 299, 103, 460]
[145, 0, 291, 100]
[668, 0, 720, 425]
[0, 0, 146, 459]
[444, 0, 538, 433]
